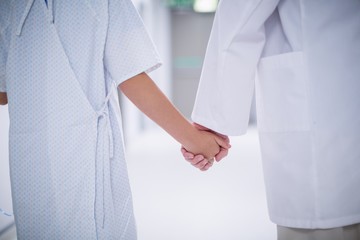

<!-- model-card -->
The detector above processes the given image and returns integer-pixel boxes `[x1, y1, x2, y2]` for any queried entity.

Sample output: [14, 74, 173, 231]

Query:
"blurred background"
[0, 0, 274, 239]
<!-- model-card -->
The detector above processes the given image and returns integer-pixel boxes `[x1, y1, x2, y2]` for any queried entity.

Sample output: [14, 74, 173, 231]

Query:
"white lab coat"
[192, 0, 360, 229]
[0, 0, 161, 239]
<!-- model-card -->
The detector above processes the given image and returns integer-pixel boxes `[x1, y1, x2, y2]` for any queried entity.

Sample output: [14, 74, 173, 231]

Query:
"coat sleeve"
[104, 0, 162, 87]
[191, 0, 279, 136]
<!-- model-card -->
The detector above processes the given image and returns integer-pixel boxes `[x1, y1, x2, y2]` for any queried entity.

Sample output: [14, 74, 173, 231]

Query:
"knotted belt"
[95, 86, 115, 229]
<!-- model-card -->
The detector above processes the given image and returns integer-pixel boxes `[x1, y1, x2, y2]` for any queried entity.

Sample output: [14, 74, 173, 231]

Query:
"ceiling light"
[193, 0, 218, 13]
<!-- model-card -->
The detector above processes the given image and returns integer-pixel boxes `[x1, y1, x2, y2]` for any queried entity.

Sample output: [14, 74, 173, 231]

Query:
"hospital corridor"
[0, 1, 276, 239]
[0, 114, 276, 239]
[2, 0, 360, 239]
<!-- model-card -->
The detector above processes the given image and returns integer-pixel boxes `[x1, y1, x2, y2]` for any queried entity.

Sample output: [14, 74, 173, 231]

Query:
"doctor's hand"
[182, 123, 231, 171]
[182, 127, 230, 171]
[181, 147, 211, 171]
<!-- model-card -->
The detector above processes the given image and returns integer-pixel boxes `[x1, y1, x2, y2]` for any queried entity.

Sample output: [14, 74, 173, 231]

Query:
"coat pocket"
[255, 52, 310, 132]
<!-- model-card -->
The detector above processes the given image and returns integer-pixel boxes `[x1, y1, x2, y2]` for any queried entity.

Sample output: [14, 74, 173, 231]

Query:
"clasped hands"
[181, 123, 231, 171]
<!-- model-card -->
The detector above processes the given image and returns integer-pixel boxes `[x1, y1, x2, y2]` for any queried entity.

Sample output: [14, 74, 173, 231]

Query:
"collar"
[16, 0, 54, 36]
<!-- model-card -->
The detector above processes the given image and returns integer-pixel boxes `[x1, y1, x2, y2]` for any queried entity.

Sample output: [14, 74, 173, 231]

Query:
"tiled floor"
[0, 127, 276, 240]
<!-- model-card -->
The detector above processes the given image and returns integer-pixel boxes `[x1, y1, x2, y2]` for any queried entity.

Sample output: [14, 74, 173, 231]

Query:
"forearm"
[119, 73, 197, 148]
[0, 92, 7, 105]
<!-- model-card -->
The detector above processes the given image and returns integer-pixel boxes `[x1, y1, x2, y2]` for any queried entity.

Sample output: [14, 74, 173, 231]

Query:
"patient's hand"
[181, 147, 215, 171]
[181, 123, 230, 171]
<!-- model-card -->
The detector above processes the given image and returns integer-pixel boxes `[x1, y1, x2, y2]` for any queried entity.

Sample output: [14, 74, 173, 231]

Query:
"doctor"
[184, 0, 360, 239]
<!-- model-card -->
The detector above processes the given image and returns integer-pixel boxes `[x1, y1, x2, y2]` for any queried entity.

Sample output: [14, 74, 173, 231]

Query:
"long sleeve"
[191, 0, 279, 136]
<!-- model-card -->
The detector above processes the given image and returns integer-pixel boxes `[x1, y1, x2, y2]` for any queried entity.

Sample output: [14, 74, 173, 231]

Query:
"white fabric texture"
[192, 0, 360, 229]
[0, 0, 161, 239]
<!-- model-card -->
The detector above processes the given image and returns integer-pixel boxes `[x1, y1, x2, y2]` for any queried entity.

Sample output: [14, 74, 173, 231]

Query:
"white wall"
[120, 0, 172, 144]
[171, 10, 215, 118]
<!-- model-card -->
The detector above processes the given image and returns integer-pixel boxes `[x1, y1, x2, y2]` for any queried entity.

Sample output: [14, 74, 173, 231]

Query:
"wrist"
[179, 123, 200, 151]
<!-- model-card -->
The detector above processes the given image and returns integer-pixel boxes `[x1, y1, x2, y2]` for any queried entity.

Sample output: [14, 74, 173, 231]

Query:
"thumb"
[181, 147, 195, 159]
[214, 135, 231, 149]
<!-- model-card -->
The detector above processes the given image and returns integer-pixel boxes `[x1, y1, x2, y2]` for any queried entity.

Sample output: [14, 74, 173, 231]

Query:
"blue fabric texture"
[0, 0, 161, 239]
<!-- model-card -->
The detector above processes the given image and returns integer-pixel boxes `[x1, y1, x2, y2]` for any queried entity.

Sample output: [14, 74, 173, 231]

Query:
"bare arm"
[0, 93, 7, 105]
[119, 73, 230, 160]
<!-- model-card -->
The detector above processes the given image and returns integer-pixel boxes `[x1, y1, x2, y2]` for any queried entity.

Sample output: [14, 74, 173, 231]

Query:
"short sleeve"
[104, 0, 162, 86]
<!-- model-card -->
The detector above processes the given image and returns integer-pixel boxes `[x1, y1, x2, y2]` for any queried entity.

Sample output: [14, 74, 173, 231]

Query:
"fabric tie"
[95, 86, 115, 229]
[96, 92, 115, 160]
[0, 208, 13, 217]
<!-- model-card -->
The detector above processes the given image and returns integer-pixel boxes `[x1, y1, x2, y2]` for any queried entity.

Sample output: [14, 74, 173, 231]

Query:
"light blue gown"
[0, 0, 161, 239]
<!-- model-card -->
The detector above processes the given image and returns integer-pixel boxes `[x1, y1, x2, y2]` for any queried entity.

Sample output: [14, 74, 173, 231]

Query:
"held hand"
[182, 125, 231, 171]
[193, 123, 230, 162]
[181, 124, 231, 169]
[181, 147, 214, 171]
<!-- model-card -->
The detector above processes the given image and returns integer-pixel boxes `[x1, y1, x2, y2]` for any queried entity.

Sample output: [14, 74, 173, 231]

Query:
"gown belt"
[0, 208, 13, 217]
[95, 87, 115, 229]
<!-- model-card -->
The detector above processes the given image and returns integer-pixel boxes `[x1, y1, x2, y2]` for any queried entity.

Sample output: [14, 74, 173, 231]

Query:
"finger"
[214, 135, 231, 150]
[215, 147, 229, 162]
[181, 148, 206, 163]
[181, 147, 195, 160]
[200, 159, 214, 171]
[193, 123, 230, 144]
[221, 135, 230, 144]
[193, 122, 210, 131]
[207, 158, 215, 165]
[196, 158, 214, 170]
[194, 159, 209, 169]
[189, 155, 205, 165]
[200, 163, 212, 171]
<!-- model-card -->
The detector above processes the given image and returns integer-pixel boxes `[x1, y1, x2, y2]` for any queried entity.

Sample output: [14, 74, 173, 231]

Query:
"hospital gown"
[0, 0, 161, 239]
